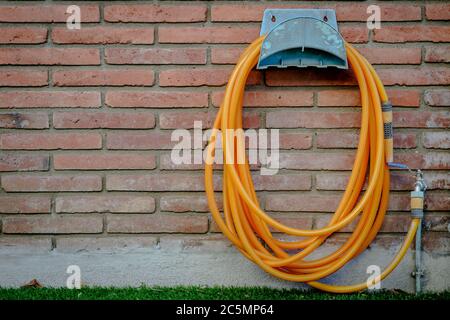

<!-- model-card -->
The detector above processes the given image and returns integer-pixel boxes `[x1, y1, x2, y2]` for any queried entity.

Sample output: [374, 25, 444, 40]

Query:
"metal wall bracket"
[257, 9, 348, 70]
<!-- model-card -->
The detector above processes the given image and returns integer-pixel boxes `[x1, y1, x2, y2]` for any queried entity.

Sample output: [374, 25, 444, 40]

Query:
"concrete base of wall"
[0, 236, 449, 292]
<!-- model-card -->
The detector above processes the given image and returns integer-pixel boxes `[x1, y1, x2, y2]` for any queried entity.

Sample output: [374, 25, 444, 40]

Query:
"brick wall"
[0, 1, 448, 262]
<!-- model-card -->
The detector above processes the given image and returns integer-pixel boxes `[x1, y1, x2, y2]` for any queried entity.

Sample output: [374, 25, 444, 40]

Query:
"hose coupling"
[411, 170, 426, 219]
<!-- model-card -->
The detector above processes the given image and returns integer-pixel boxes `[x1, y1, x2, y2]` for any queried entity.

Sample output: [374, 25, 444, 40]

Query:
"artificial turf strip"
[0, 287, 449, 300]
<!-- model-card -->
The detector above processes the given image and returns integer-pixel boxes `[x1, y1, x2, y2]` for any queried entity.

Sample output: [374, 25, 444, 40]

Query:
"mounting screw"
[271, 15, 276, 22]
[323, 15, 328, 22]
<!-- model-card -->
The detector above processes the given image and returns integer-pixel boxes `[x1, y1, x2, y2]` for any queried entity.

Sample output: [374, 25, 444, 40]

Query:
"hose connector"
[382, 101, 393, 164]
[411, 170, 426, 219]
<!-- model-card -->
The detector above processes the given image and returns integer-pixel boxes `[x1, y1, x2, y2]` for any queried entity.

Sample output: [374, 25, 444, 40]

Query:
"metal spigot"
[413, 169, 427, 193]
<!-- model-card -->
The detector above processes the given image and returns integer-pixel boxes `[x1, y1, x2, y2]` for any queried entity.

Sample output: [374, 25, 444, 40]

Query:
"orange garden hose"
[204, 36, 420, 293]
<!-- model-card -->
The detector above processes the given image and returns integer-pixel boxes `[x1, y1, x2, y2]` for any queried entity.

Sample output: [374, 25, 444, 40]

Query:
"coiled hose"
[205, 36, 420, 293]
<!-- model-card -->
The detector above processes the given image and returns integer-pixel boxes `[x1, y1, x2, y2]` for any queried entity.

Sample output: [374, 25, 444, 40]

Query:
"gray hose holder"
[257, 9, 348, 70]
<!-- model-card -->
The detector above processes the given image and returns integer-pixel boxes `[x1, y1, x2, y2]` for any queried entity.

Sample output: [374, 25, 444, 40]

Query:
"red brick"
[0, 70, 48, 87]
[54, 154, 156, 170]
[159, 111, 260, 129]
[0, 48, 100, 65]
[266, 111, 360, 128]
[52, 27, 154, 44]
[0, 5, 99, 22]
[424, 90, 450, 107]
[390, 173, 450, 191]
[253, 174, 311, 191]
[106, 174, 205, 192]
[266, 68, 356, 87]
[0, 237, 52, 253]
[0, 133, 101, 150]
[105, 48, 206, 65]
[0, 27, 47, 44]
[265, 193, 446, 213]
[279, 153, 355, 170]
[316, 172, 358, 191]
[269, 215, 314, 232]
[374, 26, 450, 43]
[317, 132, 416, 149]
[105, 91, 208, 108]
[211, 47, 244, 64]
[356, 47, 421, 65]
[275, 68, 449, 88]
[317, 172, 450, 191]
[423, 233, 450, 254]
[425, 46, 450, 63]
[0, 91, 101, 108]
[265, 194, 340, 212]
[2, 175, 102, 192]
[209, 214, 313, 233]
[423, 132, 450, 149]
[56, 195, 155, 213]
[394, 111, 449, 128]
[55, 236, 158, 253]
[425, 216, 450, 232]
[318, 89, 420, 107]
[0, 113, 49, 129]
[159, 26, 260, 44]
[160, 68, 261, 87]
[424, 194, 450, 211]
[53, 112, 155, 129]
[158, 154, 211, 171]
[160, 195, 216, 213]
[212, 90, 314, 107]
[394, 152, 449, 170]
[104, 4, 206, 22]
[0, 196, 51, 214]
[339, 26, 368, 43]
[107, 132, 178, 150]
[211, 4, 421, 22]
[378, 68, 450, 86]
[0, 154, 49, 172]
[314, 214, 413, 233]
[425, 4, 450, 20]
[388, 193, 448, 211]
[107, 214, 208, 234]
[53, 70, 154, 87]
[279, 133, 313, 150]
[2, 216, 103, 234]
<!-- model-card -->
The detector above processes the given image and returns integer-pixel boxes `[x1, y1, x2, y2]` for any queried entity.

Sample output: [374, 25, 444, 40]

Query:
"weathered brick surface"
[0, 5, 99, 22]
[0, 1, 448, 259]
[0, 92, 101, 108]
[53, 70, 154, 87]
[0, 113, 49, 129]
[54, 154, 156, 170]
[0, 154, 49, 172]
[105, 48, 207, 65]
[53, 112, 155, 129]
[52, 27, 155, 44]
[104, 4, 206, 22]
[0, 48, 100, 65]
[0, 28, 47, 44]
[0, 133, 102, 150]
[55, 195, 155, 213]
[0, 70, 48, 87]
[0, 196, 51, 214]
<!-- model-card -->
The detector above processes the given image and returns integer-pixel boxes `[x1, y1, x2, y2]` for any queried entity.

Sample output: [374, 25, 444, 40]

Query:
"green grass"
[0, 286, 449, 300]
